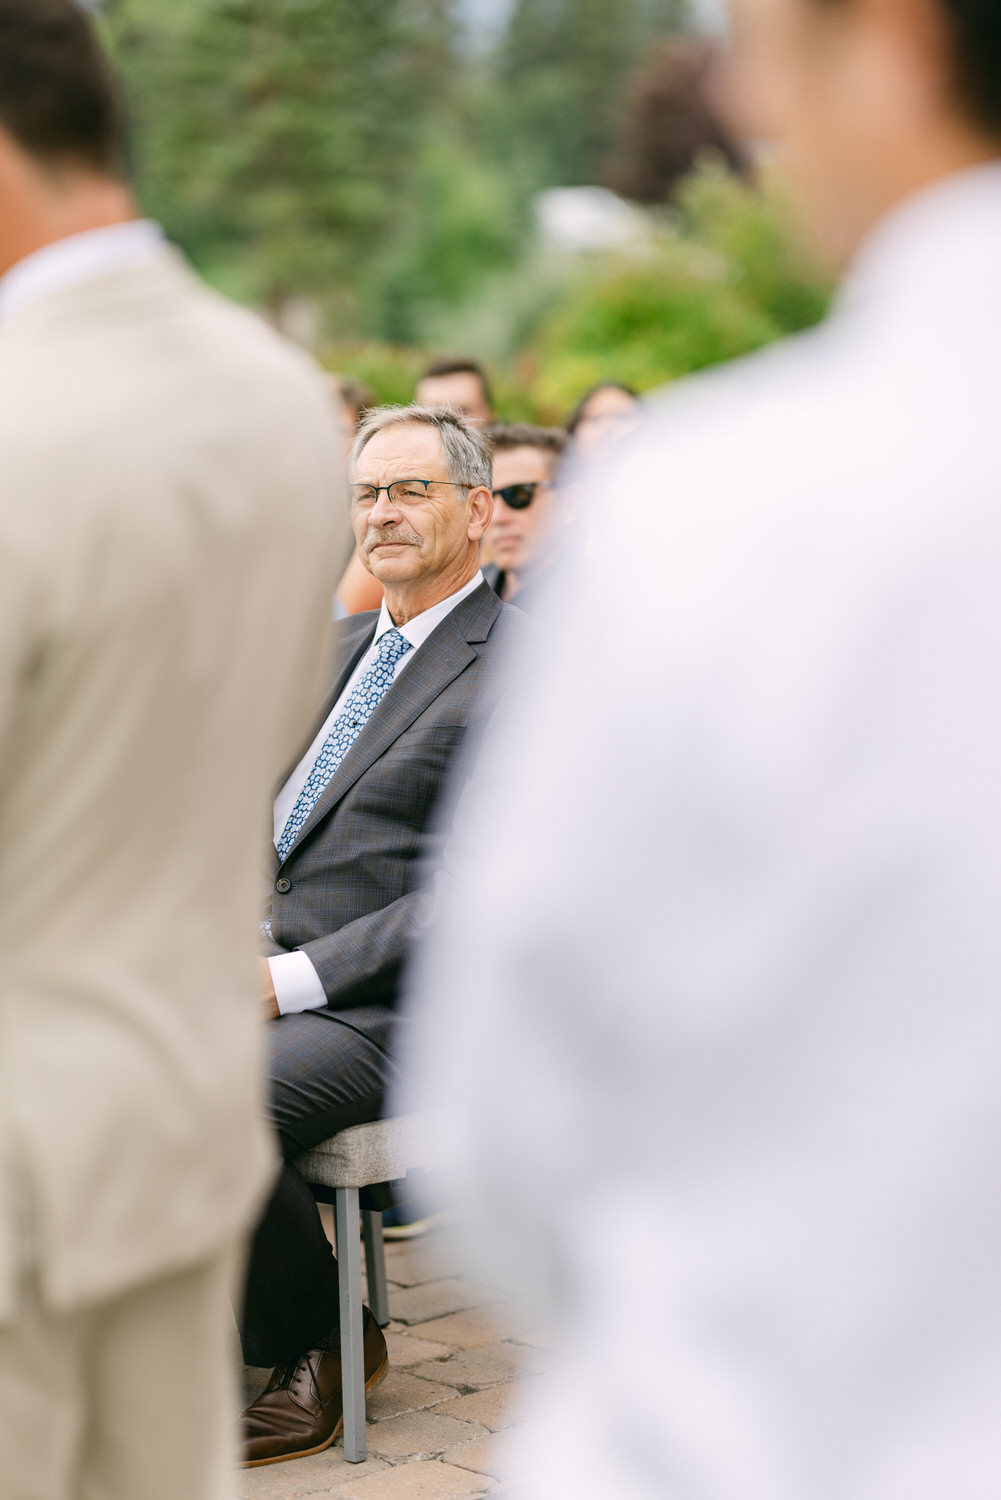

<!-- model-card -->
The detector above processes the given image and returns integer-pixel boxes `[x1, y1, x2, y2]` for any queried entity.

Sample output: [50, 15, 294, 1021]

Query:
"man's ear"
[467, 485, 493, 542]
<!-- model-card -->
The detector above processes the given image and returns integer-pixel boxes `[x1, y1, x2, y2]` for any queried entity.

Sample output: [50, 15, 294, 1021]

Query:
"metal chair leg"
[362, 1208, 391, 1327]
[334, 1186, 367, 1462]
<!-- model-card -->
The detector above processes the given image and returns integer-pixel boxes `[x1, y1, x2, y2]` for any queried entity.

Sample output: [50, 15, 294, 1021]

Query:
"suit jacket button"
[275, 877, 291, 893]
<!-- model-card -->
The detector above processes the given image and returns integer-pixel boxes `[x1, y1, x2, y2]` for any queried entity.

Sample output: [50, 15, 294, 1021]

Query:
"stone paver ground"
[237, 1208, 547, 1499]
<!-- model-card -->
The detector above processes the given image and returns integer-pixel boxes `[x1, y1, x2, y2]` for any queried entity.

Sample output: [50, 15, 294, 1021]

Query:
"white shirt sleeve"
[268, 950, 327, 1015]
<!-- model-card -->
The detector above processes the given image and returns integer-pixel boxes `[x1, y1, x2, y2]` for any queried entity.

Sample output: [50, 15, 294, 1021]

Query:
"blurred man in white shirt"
[407, 1, 1001, 1497]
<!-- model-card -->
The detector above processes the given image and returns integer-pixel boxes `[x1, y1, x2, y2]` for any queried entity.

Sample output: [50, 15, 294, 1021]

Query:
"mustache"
[363, 525, 424, 553]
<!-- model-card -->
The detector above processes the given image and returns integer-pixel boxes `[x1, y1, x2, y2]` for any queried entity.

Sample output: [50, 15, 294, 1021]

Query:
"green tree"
[362, 129, 526, 344]
[492, 0, 690, 189]
[103, 0, 458, 325]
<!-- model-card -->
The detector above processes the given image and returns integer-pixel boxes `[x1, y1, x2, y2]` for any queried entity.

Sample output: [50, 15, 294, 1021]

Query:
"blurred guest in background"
[331, 374, 374, 434]
[330, 375, 385, 618]
[483, 423, 569, 609]
[415, 356, 495, 428]
[335, 543, 385, 617]
[241, 406, 525, 1468]
[566, 380, 641, 454]
[0, 4, 343, 1498]
[327, 373, 374, 457]
[407, 0, 1001, 1496]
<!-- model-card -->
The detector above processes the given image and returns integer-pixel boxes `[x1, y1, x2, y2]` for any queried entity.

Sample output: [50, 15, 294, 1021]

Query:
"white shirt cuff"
[268, 951, 327, 1015]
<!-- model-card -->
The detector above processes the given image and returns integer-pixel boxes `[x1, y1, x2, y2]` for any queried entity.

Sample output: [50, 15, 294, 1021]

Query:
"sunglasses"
[492, 480, 549, 511]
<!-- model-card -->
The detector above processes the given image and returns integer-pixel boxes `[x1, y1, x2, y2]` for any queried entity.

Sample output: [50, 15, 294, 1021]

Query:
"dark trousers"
[240, 1003, 398, 1368]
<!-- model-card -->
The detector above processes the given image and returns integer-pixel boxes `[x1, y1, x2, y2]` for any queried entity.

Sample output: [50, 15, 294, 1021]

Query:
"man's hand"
[260, 958, 281, 1020]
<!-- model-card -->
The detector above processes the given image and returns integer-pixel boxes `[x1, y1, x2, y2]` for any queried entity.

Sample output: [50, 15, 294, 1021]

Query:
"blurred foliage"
[104, 0, 695, 338]
[322, 165, 832, 424]
[102, 1, 831, 425]
[526, 164, 832, 414]
[494, 0, 690, 188]
[360, 130, 528, 345]
[103, 0, 454, 321]
[318, 340, 541, 422]
[318, 342, 429, 410]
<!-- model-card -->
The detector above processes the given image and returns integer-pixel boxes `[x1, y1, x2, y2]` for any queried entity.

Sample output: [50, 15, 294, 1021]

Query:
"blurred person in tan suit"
[406, 0, 1001, 1497]
[0, 4, 344, 1498]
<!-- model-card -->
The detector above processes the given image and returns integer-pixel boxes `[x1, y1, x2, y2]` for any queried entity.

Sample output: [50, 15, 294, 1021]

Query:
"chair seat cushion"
[294, 1114, 429, 1190]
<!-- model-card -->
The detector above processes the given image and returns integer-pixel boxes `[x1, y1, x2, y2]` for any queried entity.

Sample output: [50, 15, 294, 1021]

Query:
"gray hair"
[350, 404, 492, 492]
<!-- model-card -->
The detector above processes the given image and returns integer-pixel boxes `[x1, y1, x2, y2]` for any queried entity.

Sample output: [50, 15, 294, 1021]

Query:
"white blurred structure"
[534, 185, 651, 254]
[405, 163, 1001, 1500]
[691, 0, 728, 33]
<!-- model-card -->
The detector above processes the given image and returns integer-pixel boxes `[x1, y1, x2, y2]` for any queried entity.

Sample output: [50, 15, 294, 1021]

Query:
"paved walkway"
[238, 1210, 547, 1499]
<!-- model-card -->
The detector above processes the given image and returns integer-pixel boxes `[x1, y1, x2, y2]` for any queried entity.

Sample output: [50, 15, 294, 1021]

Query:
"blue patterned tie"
[276, 628, 412, 861]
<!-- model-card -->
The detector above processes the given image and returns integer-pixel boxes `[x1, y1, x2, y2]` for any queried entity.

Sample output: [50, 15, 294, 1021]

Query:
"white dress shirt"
[270, 570, 484, 1015]
[0, 219, 165, 322]
[404, 165, 1001, 1500]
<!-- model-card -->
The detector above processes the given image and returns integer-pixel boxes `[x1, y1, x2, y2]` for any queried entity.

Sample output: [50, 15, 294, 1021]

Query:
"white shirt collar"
[0, 219, 165, 324]
[374, 571, 485, 652]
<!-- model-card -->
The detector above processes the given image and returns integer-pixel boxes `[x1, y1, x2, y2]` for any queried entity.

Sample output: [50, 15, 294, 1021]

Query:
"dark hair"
[566, 382, 639, 436]
[819, 0, 1001, 136]
[332, 375, 375, 415]
[931, 0, 1001, 132]
[488, 422, 566, 460]
[0, 0, 123, 174]
[418, 357, 493, 409]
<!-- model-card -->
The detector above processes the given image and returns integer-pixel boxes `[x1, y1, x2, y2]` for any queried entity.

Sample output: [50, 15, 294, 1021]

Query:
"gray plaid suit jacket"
[265, 579, 523, 1015]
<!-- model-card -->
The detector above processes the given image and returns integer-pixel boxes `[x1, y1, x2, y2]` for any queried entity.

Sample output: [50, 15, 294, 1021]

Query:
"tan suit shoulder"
[0, 246, 346, 1314]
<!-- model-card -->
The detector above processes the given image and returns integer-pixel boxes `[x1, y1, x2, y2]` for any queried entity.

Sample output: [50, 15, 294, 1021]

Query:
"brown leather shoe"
[240, 1312, 389, 1467]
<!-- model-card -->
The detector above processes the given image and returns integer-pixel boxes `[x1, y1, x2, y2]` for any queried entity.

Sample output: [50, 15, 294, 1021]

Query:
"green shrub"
[324, 164, 832, 427]
[318, 342, 427, 409]
[528, 161, 831, 416]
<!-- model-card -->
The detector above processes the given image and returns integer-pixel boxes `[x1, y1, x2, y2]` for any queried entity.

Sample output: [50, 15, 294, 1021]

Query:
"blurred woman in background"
[566, 381, 641, 455]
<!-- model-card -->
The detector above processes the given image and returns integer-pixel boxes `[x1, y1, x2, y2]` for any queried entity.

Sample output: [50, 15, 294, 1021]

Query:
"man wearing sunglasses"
[240, 404, 524, 1468]
[485, 424, 568, 608]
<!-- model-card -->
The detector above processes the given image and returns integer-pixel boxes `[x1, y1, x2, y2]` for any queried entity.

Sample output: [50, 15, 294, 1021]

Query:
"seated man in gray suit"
[241, 405, 522, 1467]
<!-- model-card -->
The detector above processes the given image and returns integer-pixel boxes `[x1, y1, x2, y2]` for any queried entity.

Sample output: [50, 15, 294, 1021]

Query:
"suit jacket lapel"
[281, 582, 501, 861]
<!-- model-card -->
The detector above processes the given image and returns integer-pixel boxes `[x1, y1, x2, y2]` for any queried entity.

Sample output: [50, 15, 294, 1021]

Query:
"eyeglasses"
[492, 481, 550, 511]
[351, 478, 470, 506]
